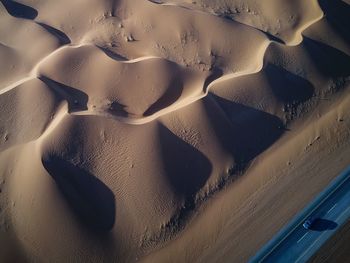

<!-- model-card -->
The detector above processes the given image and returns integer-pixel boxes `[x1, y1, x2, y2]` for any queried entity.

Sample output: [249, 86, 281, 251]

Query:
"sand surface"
[0, 0, 349, 262]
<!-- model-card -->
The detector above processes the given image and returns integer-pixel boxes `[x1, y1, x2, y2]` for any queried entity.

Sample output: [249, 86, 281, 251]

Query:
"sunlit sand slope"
[0, 0, 349, 262]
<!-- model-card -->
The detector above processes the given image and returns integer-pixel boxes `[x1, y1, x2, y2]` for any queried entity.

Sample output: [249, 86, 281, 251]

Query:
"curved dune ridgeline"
[0, 0, 349, 262]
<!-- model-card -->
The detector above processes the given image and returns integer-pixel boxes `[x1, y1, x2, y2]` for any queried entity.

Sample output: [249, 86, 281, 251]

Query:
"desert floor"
[0, 0, 349, 262]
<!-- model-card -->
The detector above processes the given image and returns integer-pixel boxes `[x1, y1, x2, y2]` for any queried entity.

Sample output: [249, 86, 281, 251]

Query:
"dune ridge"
[0, 0, 349, 262]
[0, 0, 325, 125]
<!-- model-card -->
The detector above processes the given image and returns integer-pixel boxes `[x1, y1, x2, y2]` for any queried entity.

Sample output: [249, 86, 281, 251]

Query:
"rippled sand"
[0, 0, 349, 262]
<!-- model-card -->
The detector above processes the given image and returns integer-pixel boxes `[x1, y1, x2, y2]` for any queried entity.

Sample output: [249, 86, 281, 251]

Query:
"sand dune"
[149, 0, 324, 45]
[0, 0, 349, 262]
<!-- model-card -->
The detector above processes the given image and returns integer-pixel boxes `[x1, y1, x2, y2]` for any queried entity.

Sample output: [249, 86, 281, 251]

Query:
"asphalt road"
[249, 165, 350, 263]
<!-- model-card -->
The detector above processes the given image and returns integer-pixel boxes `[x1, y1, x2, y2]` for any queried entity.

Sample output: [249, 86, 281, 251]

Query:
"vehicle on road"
[303, 217, 315, 230]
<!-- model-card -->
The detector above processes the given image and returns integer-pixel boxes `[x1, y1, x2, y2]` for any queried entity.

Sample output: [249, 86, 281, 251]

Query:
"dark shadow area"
[148, 0, 164, 3]
[318, 0, 350, 44]
[1, 0, 37, 19]
[98, 46, 128, 61]
[311, 218, 338, 231]
[203, 68, 223, 92]
[261, 29, 285, 44]
[303, 37, 350, 78]
[204, 94, 285, 165]
[109, 101, 129, 117]
[39, 76, 88, 112]
[158, 124, 212, 197]
[144, 78, 183, 116]
[42, 155, 115, 232]
[264, 64, 314, 104]
[110, 0, 117, 17]
[36, 22, 71, 45]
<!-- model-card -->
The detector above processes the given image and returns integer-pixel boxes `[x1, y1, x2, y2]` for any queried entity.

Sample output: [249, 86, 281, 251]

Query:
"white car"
[303, 217, 315, 230]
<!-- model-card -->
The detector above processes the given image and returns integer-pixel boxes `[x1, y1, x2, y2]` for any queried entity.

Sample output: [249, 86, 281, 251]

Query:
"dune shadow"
[98, 46, 128, 61]
[310, 218, 338, 231]
[318, 0, 350, 44]
[108, 101, 129, 117]
[158, 124, 212, 197]
[261, 30, 285, 44]
[1, 0, 38, 20]
[204, 68, 223, 92]
[204, 94, 285, 167]
[39, 76, 88, 112]
[264, 64, 314, 104]
[42, 155, 115, 232]
[302, 37, 350, 78]
[36, 22, 71, 45]
[144, 78, 183, 116]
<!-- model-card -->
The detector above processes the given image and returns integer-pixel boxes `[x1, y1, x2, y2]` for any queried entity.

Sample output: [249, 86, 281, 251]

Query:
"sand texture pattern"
[0, 0, 349, 262]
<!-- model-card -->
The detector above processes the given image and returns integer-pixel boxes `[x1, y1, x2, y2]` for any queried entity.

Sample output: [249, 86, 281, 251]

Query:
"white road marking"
[327, 203, 337, 214]
[297, 233, 309, 243]
[295, 206, 350, 263]
[295, 235, 324, 263]
[336, 206, 350, 221]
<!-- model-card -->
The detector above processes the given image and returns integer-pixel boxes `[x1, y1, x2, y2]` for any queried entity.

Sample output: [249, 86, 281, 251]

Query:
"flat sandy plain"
[0, 0, 349, 262]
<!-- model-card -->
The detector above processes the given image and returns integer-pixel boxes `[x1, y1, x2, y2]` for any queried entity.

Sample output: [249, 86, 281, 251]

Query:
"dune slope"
[0, 0, 349, 262]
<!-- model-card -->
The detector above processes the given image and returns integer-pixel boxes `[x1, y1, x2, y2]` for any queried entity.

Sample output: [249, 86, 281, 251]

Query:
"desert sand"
[0, 0, 349, 262]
